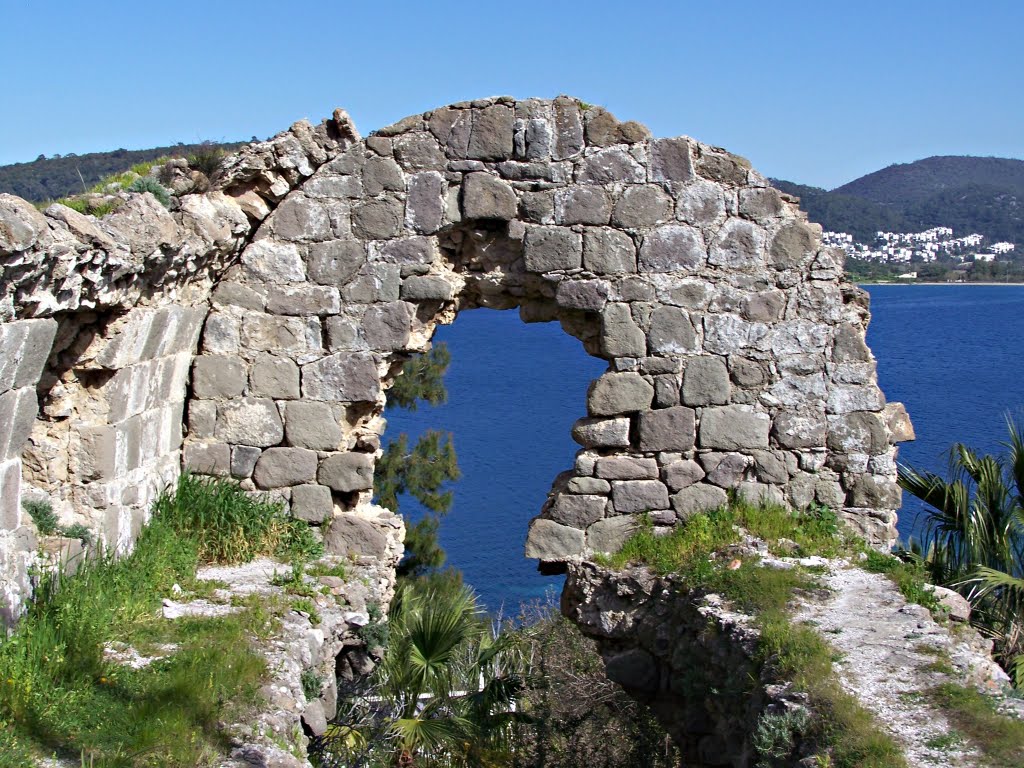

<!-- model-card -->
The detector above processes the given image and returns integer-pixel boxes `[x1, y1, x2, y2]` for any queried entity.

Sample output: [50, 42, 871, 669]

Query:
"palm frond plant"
[897, 416, 1024, 684]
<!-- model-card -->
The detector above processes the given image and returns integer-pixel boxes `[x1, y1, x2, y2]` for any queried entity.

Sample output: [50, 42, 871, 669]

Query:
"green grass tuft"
[862, 550, 941, 611]
[927, 683, 1024, 766]
[23, 498, 60, 535]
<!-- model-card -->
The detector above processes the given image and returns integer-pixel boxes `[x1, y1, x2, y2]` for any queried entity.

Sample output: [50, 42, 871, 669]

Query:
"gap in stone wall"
[380, 306, 606, 613]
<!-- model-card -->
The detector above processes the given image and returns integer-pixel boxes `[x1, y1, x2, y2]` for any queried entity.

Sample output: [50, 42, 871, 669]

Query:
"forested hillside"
[0, 141, 247, 202]
[772, 156, 1024, 247]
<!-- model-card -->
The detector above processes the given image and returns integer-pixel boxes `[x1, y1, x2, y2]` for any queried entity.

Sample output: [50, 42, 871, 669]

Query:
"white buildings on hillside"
[822, 227, 1002, 265]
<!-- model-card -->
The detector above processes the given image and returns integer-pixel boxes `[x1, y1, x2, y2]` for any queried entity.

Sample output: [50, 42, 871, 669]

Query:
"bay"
[385, 287, 1024, 614]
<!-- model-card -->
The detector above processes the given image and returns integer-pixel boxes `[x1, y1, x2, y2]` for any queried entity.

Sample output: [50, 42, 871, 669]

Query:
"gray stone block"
[567, 476, 611, 494]
[586, 516, 638, 555]
[188, 400, 217, 438]
[772, 410, 826, 450]
[0, 458, 22, 530]
[467, 105, 514, 160]
[318, 452, 375, 492]
[650, 138, 695, 182]
[595, 457, 658, 480]
[525, 518, 584, 560]
[301, 352, 380, 403]
[342, 263, 401, 304]
[241, 239, 306, 282]
[214, 398, 284, 447]
[0, 387, 38, 461]
[191, 355, 246, 399]
[699, 405, 770, 450]
[9, 320, 56, 391]
[524, 226, 582, 272]
[266, 285, 341, 316]
[549, 494, 606, 528]
[702, 452, 749, 488]
[362, 156, 405, 196]
[663, 459, 705, 491]
[400, 275, 454, 301]
[323, 515, 388, 558]
[681, 356, 730, 406]
[648, 307, 698, 356]
[362, 301, 414, 351]
[555, 279, 610, 312]
[272, 196, 332, 241]
[583, 227, 636, 274]
[638, 225, 705, 273]
[291, 484, 333, 523]
[826, 412, 888, 455]
[240, 314, 321, 357]
[307, 240, 366, 286]
[672, 483, 729, 519]
[393, 133, 445, 171]
[769, 221, 817, 270]
[570, 416, 631, 449]
[407, 172, 445, 233]
[352, 197, 403, 240]
[554, 187, 610, 225]
[637, 406, 696, 452]
[201, 312, 241, 354]
[253, 447, 318, 489]
[708, 218, 765, 270]
[588, 372, 654, 416]
[577, 149, 645, 184]
[231, 446, 261, 478]
[285, 401, 344, 451]
[249, 355, 300, 399]
[75, 425, 116, 481]
[611, 186, 673, 228]
[611, 480, 669, 513]
[600, 303, 646, 358]
[461, 172, 517, 220]
[826, 384, 885, 414]
[184, 442, 231, 476]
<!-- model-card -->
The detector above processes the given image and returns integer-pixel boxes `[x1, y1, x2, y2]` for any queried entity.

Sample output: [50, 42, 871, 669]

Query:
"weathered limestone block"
[525, 518, 584, 560]
[583, 228, 636, 274]
[524, 226, 582, 272]
[577, 148, 645, 184]
[323, 515, 388, 558]
[772, 410, 826, 450]
[571, 417, 631, 449]
[290, 484, 333, 523]
[0, 388, 39, 461]
[567, 476, 611, 494]
[648, 307, 698, 355]
[192, 355, 247, 399]
[184, 442, 231, 476]
[462, 172, 517, 220]
[699, 405, 770, 450]
[681, 356, 730, 406]
[285, 401, 344, 451]
[549, 494, 606, 528]
[826, 412, 888, 455]
[600, 303, 646, 358]
[596, 457, 659, 480]
[215, 398, 284, 447]
[242, 240, 307, 282]
[586, 516, 637, 554]
[301, 352, 380, 402]
[672, 483, 729, 518]
[639, 225, 705, 273]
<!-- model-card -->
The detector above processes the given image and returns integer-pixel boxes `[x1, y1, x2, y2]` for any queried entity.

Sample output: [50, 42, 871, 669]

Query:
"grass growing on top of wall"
[0, 473, 315, 767]
[602, 500, 907, 768]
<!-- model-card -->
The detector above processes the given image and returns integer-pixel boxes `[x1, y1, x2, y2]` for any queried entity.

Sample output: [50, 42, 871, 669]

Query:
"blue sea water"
[385, 287, 1024, 614]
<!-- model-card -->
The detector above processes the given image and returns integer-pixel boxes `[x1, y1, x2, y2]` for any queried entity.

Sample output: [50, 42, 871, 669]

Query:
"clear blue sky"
[1, 0, 1020, 189]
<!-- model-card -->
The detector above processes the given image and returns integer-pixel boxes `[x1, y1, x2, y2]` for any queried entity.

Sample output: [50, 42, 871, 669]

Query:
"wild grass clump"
[126, 176, 171, 208]
[187, 146, 225, 177]
[157, 472, 321, 564]
[862, 549, 940, 611]
[927, 682, 1024, 766]
[22, 498, 59, 535]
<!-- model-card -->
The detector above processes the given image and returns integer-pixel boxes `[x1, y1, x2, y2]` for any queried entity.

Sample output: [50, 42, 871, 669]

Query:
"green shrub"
[156, 472, 321, 564]
[61, 523, 93, 545]
[301, 668, 323, 701]
[127, 176, 171, 208]
[187, 146, 225, 177]
[22, 498, 59, 536]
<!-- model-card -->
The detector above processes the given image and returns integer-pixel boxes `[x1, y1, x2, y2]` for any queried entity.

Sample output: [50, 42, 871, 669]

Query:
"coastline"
[855, 281, 1024, 287]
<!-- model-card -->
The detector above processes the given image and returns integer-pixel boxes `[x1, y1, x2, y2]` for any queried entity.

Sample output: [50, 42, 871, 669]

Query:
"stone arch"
[182, 95, 911, 565]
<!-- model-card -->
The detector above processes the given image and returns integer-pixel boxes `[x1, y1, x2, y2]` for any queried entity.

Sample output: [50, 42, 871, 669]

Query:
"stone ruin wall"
[0, 96, 913, 627]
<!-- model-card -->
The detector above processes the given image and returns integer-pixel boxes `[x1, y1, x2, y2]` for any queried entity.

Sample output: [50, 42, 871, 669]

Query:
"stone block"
[75, 425, 116, 481]
[663, 459, 705, 491]
[654, 375, 680, 407]
[525, 518, 584, 560]
[567, 476, 611, 494]
[588, 372, 654, 416]
[324, 515, 388, 558]
[549, 494, 606, 528]
[827, 384, 885, 414]
[611, 480, 669, 513]
[467, 105, 514, 160]
[0, 387, 37, 461]
[702, 452, 749, 488]
[638, 225, 705, 273]
[291, 484, 333, 523]
[611, 186, 673, 228]
[556, 279, 610, 312]
[379, 237, 436, 266]
[752, 450, 789, 485]
[769, 221, 817, 270]
[883, 402, 915, 443]
[595, 457, 658, 480]
[570, 417, 631, 449]
[681, 356, 730, 406]
[461, 172, 517, 220]
[0, 458, 22, 530]
[577, 148, 645, 184]
[240, 313, 321, 357]
[704, 315, 770, 355]
[201, 312, 241, 354]
[648, 307, 698, 355]
[4, 320, 56, 391]
[600, 303, 646, 358]
[708, 218, 765, 270]
[187, 399, 217, 438]
[307, 240, 366, 286]
[318, 452, 375, 492]
[554, 187, 610, 225]
[826, 412, 888, 455]
[650, 138, 695, 182]
[672, 483, 729, 519]
[342, 263, 401, 304]
[361, 156, 404, 196]
[231, 446, 261, 478]
[362, 301, 414, 351]
[400, 275, 454, 301]
[301, 352, 380, 403]
[586, 516, 638, 555]
[637, 406, 696, 452]
[253, 447, 318, 489]
[191, 355, 247, 399]
[352, 197, 403, 240]
[184, 442, 231, 476]
[272, 196, 332, 241]
[285, 401, 344, 451]
[772, 410, 826, 450]
[266, 284, 341, 316]
[407, 171, 445, 233]
[214, 398, 284, 447]
[241, 239, 306, 282]
[249, 355, 300, 399]
[699, 406, 770, 450]
[583, 227, 636, 274]
[394, 133, 445, 171]
[524, 226, 582, 272]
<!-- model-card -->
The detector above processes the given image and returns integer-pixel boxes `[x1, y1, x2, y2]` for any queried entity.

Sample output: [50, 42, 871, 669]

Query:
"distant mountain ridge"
[772, 155, 1024, 248]
[0, 141, 248, 203]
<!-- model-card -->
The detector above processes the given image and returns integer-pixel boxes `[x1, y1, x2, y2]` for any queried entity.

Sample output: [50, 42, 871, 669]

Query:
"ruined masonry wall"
[0, 97, 912, 628]
[0, 113, 358, 624]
